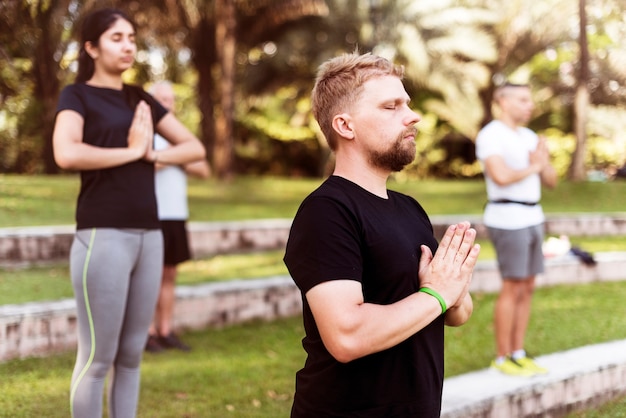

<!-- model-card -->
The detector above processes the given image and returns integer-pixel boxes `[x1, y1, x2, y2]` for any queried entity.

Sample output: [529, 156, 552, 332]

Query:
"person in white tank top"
[476, 82, 557, 377]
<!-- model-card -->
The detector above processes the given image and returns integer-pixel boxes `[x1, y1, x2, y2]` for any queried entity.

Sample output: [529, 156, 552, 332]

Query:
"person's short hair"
[493, 82, 530, 103]
[311, 51, 404, 150]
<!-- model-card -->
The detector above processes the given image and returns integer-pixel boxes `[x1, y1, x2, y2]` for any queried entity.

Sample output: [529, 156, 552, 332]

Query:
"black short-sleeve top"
[56, 83, 167, 229]
[284, 175, 445, 417]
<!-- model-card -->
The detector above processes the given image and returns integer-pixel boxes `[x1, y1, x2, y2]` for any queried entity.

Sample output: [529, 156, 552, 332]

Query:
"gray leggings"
[69, 228, 163, 418]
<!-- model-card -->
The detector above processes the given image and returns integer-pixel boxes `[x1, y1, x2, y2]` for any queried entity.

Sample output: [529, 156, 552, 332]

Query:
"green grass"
[2, 174, 626, 227]
[0, 251, 289, 305]
[568, 395, 626, 418]
[1, 281, 626, 417]
[3, 235, 626, 305]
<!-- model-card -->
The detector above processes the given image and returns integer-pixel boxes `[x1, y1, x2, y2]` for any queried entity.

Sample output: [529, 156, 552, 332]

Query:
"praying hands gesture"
[530, 135, 558, 188]
[127, 100, 154, 161]
[418, 221, 480, 326]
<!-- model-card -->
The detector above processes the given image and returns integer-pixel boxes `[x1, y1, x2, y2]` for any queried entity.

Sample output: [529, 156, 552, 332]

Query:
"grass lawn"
[2, 174, 626, 227]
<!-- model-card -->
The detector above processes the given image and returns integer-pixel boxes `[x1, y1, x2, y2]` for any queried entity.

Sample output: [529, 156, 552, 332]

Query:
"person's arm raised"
[184, 159, 210, 179]
[483, 154, 541, 186]
[147, 113, 205, 166]
[54, 101, 153, 171]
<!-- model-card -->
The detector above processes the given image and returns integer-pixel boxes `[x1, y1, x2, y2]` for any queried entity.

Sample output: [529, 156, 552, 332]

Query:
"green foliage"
[169, 81, 202, 137]
[0, 174, 81, 226]
[542, 127, 626, 177]
[2, 0, 626, 178]
[0, 266, 72, 305]
[237, 87, 315, 142]
[542, 128, 576, 177]
[377, 0, 499, 139]
[0, 58, 37, 172]
[526, 46, 578, 88]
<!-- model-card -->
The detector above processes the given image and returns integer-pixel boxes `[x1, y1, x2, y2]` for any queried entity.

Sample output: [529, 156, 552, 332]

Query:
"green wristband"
[419, 287, 447, 314]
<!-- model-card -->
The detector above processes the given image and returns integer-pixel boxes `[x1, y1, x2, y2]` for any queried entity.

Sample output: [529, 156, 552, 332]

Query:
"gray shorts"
[487, 224, 545, 280]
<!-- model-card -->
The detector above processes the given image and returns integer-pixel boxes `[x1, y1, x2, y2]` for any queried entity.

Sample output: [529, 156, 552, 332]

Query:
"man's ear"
[331, 114, 354, 140]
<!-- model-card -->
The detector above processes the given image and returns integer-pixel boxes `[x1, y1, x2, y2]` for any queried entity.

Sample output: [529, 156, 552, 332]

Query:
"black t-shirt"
[284, 176, 444, 418]
[56, 83, 167, 229]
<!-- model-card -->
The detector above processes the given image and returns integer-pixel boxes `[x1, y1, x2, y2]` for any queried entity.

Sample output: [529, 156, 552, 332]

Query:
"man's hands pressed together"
[418, 222, 480, 326]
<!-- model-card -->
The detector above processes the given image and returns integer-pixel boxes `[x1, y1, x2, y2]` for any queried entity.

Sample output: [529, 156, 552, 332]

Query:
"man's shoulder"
[388, 189, 418, 204]
[518, 126, 538, 139]
[301, 176, 354, 209]
[478, 119, 505, 135]
[308, 176, 358, 197]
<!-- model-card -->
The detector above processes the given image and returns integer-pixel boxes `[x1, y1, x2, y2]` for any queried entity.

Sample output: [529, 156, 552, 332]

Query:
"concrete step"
[442, 339, 626, 418]
[1, 214, 625, 267]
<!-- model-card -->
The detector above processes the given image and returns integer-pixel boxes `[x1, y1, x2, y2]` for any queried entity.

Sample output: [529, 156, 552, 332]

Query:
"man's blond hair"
[311, 52, 404, 150]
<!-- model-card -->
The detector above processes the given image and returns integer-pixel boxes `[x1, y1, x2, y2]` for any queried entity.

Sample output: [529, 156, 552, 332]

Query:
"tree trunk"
[570, 85, 589, 180]
[568, 0, 589, 181]
[34, 13, 61, 174]
[21, 0, 66, 173]
[192, 17, 217, 165]
[214, 0, 237, 180]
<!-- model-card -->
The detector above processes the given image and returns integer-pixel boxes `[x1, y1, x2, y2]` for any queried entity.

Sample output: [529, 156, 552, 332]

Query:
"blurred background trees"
[1, 0, 625, 180]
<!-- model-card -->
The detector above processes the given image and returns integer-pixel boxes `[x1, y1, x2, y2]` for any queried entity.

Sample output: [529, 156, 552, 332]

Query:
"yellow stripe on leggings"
[70, 228, 98, 418]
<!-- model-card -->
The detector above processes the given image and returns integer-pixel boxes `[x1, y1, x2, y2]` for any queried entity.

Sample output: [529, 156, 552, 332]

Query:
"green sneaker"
[491, 357, 536, 377]
[514, 356, 548, 374]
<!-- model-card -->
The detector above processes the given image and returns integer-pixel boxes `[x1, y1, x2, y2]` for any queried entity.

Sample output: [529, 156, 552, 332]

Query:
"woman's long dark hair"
[75, 8, 136, 83]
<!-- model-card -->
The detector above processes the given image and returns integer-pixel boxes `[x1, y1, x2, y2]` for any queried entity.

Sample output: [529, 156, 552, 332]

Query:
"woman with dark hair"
[52, 8, 205, 417]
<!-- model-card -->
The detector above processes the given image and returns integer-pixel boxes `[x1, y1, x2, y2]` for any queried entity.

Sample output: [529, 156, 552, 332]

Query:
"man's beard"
[368, 129, 417, 172]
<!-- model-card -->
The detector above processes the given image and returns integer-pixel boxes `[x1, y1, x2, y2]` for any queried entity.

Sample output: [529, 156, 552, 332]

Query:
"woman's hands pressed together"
[127, 101, 154, 161]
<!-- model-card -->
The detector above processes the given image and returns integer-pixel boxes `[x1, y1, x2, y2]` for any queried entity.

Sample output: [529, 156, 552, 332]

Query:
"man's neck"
[333, 156, 390, 199]
[498, 115, 521, 130]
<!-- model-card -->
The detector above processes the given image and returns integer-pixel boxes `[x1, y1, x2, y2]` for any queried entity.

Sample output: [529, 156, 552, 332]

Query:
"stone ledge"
[442, 339, 626, 418]
[470, 251, 626, 293]
[0, 299, 78, 360]
[0, 219, 294, 268]
[172, 276, 302, 330]
[430, 213, 626, 241]
[0, 275, 301, 363]
[2, 214, 625, 267]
